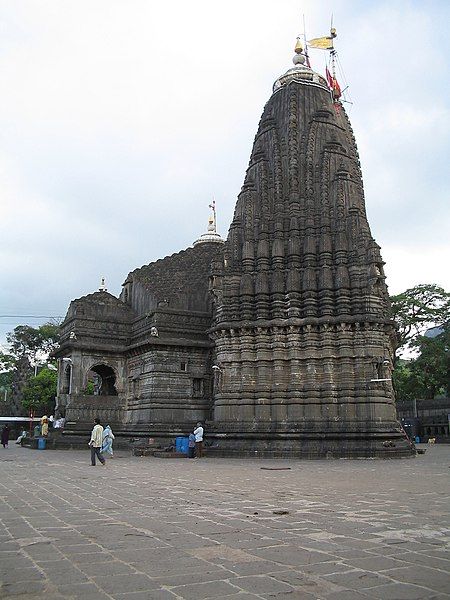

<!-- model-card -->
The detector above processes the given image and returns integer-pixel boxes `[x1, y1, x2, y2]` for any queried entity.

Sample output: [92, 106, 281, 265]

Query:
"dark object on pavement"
[260, 467, 291, 471]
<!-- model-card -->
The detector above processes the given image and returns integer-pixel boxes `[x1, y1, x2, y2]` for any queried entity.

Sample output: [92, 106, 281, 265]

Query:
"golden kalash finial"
[292, 37, 306, 66]
[294, 37, 303, 54]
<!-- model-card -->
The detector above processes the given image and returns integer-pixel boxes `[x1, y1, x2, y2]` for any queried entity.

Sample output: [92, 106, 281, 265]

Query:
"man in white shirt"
[193, 422, 204, 458]
[89, 418, 105, 466]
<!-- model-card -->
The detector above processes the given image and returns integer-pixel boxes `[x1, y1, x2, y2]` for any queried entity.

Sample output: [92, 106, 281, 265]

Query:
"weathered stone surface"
[207, 60, 411, 458]
[54, 46, 413, 458]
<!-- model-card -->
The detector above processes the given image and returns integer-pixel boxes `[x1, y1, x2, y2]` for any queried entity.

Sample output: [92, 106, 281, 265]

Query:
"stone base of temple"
[205, 424, 416, 459]
[56, 421, 415, 458]
[55, 422, 195, 451]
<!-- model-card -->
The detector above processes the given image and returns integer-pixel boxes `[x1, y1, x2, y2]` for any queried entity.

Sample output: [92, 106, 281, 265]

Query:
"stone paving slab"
[0, 444, 449, 599]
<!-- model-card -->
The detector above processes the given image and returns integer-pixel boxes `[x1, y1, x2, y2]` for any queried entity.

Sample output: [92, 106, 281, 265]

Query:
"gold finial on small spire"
[295, 37, 303, 54]
[292, 36, 306, 67]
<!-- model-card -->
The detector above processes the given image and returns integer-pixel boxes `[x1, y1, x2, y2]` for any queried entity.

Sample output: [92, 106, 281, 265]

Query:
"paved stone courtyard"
[0, 445, 449, 600]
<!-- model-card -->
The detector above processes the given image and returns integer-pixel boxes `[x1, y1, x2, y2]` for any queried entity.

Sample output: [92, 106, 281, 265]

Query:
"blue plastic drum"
[175, 437, 189, 454]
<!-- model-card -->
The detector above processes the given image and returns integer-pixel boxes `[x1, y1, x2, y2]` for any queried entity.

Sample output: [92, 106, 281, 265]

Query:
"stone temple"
[55, 40, 413, 458]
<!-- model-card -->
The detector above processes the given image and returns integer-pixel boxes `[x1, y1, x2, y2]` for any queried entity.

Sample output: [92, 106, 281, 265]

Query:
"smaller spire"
[99, 277, 107, 292]
[193, 201, 224, 246]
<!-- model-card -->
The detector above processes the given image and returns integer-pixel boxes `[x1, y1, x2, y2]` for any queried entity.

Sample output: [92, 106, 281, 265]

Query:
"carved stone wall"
[54, 60, 412, 458]
[55, 244, 220, 439]
[65, 395, 125, 429]
[125, 345, 212, 427]
[209, 77, 412, 457]
[122, 243, 223, 315]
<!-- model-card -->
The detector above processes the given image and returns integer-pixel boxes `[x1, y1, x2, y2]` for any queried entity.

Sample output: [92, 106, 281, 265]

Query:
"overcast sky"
[0, 0, 449, 346]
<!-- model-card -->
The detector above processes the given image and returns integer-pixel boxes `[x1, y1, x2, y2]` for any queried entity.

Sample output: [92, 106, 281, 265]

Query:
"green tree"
[0, 351, 16, 372]
[410, 326, 449, 400]
[22, 368, 57, 414]
[391, 284, 449, 402]
[390, 284, 450, 354]
[0, 352, 16, 409]
[83, 381, 95, 395]
[1, 323, 60, 415]
[392, 359, 416, 403]
[7, 323, 60, 364]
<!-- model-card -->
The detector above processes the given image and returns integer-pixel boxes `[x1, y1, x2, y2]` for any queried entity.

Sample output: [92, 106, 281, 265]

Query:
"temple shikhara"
[55, 33, 414, 457]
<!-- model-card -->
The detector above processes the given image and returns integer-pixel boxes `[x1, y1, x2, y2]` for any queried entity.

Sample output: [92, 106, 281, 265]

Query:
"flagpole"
[303, 14, 310, 68]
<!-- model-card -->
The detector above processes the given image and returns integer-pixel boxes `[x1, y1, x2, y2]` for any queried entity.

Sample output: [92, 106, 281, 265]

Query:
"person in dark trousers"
[193, 422, 204, 458]
[89, 418, 105, 466]
[1, 425, 10, 448]
[188, 433, 196, 458]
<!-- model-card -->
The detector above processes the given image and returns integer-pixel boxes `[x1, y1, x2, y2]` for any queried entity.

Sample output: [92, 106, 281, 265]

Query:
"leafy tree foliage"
[391, 284, 449, 402]
[0, 351, 16, 372]
[6, 323, 60, 364]
[0, 370, 14, 407]
[83, 381, 95, 395]
[392, 359, 417, 403]
[1, 323, 60, 413]
[22, 368, 57, 414]
[390, 284, 450, 354]
[409, 325, 449, 399]
[0, 352, 16, 408]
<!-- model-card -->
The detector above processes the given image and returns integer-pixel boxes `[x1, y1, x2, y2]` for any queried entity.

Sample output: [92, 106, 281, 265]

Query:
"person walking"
[1, 425, 10, 448]
[187, 432, 196, 458]
[193, 422, 204, 458]
[89, 418, 105, 466]
[101, 424, 115, 458]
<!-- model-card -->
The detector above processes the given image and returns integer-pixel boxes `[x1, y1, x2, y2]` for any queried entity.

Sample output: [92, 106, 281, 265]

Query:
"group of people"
[4, 417, 205, 462]
[188, 422, 204, 458]
[1, 425, 28, 447]
[89, 418, 115, 466]
[88, 419, 205, 465]
[1, 413, 67, 448]
[39, 415, 66, 436]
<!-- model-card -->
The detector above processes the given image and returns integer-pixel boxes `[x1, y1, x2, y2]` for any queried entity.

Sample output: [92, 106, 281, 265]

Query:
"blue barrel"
[415, 436, 421, 444]
[179, 437, 189, 454]
[175, 436, 189, 454]
[37, 437, 46, 450]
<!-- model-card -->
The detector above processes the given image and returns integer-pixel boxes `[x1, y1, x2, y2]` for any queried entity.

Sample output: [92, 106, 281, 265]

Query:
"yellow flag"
[307, 36, 334, 50]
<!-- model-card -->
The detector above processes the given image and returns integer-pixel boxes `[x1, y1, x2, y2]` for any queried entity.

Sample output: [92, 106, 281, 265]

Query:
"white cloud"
[383, 244, 450, 296]
[0, 0, 449, 343]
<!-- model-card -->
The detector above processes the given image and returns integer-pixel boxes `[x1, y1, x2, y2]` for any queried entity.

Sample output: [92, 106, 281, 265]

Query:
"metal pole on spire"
[302, 14, 311, 68]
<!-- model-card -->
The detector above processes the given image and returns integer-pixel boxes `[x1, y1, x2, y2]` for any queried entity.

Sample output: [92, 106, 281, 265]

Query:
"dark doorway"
[87, 364, 118, 396]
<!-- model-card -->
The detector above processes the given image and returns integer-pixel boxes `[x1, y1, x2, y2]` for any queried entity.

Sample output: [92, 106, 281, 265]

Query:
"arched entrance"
[86, 364, 118, 396]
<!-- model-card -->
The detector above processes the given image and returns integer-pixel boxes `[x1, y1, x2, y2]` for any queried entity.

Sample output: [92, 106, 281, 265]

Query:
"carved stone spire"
[209, 40, 413, 458]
